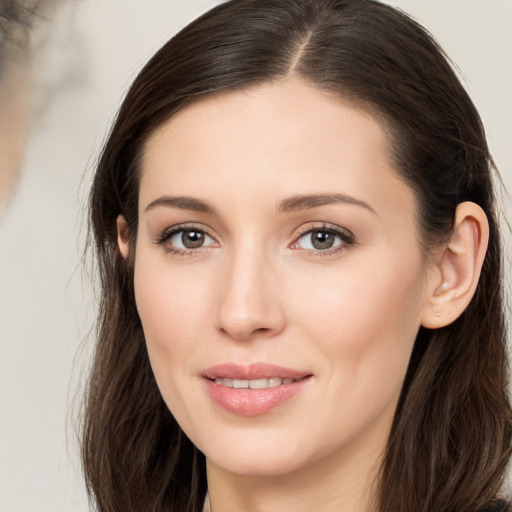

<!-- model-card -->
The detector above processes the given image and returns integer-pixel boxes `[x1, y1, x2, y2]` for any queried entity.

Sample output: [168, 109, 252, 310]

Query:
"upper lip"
[202, 362, 311, 381]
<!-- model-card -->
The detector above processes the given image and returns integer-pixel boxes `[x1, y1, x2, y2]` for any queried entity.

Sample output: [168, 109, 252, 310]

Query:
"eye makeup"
[153, 220, 355, 259]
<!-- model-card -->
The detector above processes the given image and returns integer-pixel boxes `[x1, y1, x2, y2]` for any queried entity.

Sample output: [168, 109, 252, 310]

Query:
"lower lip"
[204, 377, 312, 417]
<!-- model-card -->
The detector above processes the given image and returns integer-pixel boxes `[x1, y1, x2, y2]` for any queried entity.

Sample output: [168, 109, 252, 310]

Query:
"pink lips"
[202, 362, 312, 417]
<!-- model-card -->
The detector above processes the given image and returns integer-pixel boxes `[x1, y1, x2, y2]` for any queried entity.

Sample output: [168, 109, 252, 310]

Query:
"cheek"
[290, 250, 424, 390]
[134, 266, 173, 396]
[133, 259, 211, 431]
[134, 253, 211, 345]
[133, 253, 211, 395]
[285, 256, 424, 450]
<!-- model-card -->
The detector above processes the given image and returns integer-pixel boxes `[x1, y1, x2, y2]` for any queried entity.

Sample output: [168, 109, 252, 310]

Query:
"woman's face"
[128, 79, 433, 477]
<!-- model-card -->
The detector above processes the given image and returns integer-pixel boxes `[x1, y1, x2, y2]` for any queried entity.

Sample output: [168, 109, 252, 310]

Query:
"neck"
[206, 433, 385, 512]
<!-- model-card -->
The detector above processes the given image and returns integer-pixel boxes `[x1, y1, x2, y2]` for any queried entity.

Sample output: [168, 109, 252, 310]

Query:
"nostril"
[218, 324, 276, 341]
[254, 327, 271, 334]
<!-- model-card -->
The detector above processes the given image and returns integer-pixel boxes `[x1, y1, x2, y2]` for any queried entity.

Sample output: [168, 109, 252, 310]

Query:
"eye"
[170, 229, 214, 249]
[156, 225, 217, 253]
[293, 225, 354, 252]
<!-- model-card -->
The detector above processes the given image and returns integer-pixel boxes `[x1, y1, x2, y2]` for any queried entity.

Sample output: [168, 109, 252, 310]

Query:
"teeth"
[249, 378, 270, 389]
[214, 377, 296, 389]
[267, 377, 282, 387]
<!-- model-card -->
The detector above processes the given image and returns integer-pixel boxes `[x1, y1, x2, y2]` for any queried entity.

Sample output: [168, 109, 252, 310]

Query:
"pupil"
[312, 231, 334, 250]
[182, 230, 204, 248]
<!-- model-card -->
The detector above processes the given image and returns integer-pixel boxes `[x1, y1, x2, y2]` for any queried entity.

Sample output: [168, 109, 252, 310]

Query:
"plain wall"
[0, 1, 510, 510]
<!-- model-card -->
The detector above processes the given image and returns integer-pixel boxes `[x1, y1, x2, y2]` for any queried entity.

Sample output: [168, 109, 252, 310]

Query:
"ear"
[116, 215, 130, 260]
[421, 202, 489, 329]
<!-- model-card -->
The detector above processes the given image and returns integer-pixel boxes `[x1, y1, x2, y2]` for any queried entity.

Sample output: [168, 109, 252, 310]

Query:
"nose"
[215, 246, 286, 341]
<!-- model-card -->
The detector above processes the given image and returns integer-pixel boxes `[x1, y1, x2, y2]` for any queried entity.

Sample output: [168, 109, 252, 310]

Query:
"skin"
[118, 79, 488, 512]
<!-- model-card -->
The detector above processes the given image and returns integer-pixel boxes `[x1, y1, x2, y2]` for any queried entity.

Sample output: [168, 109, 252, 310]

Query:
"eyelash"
[154, 223, 217, 256]
[291, 223, 355, 256]
[154, 222, 355, 257]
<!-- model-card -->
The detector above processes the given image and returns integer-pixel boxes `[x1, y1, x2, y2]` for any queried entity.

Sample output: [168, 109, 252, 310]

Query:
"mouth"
[202, 362, 313, 416]
[202, 362, 311, 381]
[211, 377, 298, 389]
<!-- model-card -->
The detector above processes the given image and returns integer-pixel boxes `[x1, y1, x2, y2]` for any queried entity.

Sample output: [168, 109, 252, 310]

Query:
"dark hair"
[83, 1, 512, 511]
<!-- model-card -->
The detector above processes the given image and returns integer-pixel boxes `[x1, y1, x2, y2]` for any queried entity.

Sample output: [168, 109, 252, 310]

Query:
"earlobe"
[421, 202, 489, 329]
[116, 215, 130, 260]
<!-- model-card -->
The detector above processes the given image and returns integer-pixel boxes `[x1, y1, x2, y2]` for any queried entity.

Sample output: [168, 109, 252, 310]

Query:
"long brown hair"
[83, 1, 512, 511]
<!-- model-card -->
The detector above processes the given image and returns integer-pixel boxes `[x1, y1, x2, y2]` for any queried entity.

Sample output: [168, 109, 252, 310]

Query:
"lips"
[214, 377, 296, 389]
[203, 362, 310, 380]
[202, 362, 313, 416]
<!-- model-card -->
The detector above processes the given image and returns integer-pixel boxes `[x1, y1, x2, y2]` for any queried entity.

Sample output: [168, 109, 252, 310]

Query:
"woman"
[82, 0, 512, 511]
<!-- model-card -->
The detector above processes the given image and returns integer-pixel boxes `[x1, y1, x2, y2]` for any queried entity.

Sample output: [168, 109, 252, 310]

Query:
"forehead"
[139, 79, 414, 222]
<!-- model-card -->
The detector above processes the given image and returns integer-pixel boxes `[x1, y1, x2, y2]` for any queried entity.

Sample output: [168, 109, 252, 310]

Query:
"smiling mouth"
[202, 363, 313, 416]
[212, 377, 298, 389]
[204, 374, 313, 416]
[202, 362, 312, 386]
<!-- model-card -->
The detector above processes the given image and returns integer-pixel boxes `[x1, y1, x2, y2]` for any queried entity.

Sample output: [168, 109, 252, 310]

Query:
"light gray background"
[0, 1, 510, 510]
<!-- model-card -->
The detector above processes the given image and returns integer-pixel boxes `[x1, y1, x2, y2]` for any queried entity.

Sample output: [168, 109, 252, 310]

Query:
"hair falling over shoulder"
[82, 1, 512, 511]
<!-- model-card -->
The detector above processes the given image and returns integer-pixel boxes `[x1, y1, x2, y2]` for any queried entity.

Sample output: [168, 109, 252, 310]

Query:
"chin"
[200, 429, 316, 477]
[208, 451, 308, 477]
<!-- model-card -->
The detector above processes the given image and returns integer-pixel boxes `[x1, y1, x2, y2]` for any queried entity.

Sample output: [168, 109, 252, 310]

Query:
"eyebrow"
[144, 192, 377, 216]
[278, 193, 377, 215]
[144, 195, 216, 214]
